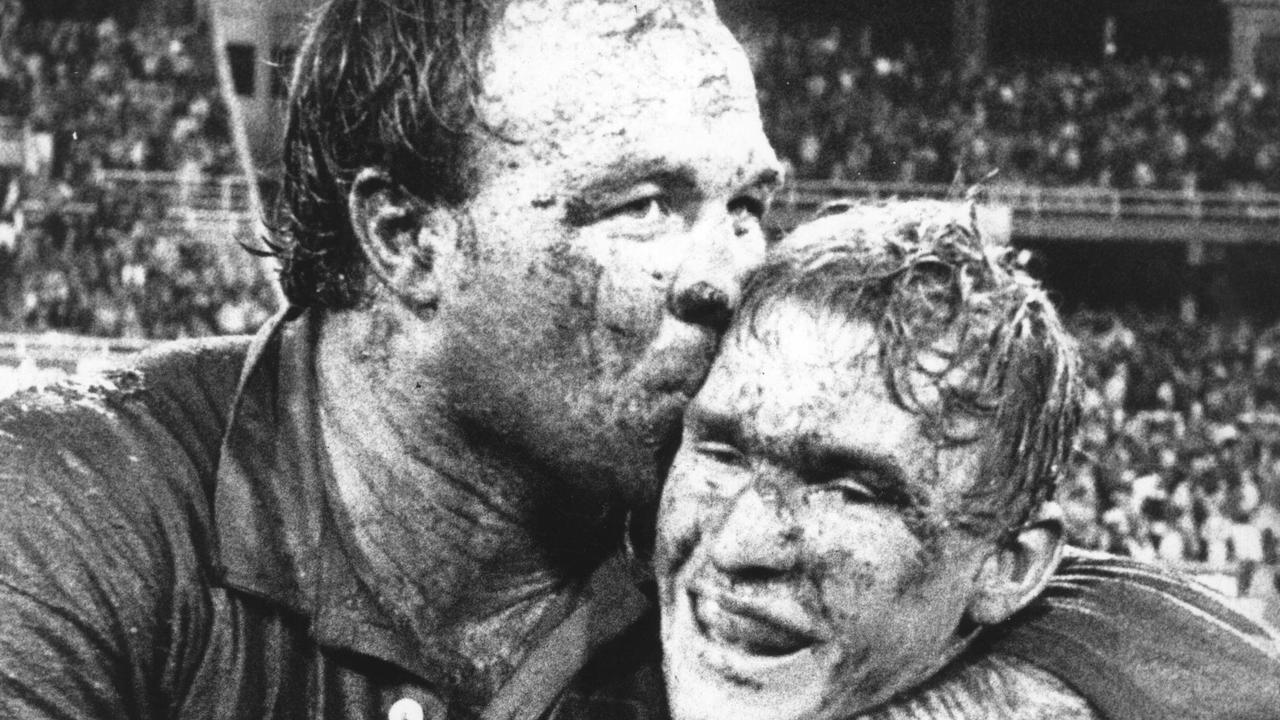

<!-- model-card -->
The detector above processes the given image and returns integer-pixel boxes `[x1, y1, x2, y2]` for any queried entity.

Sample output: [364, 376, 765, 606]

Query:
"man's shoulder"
[989, 550, 1280, 720]
[0, 334, 250, 491]
[0, 335, 273, 719]
[0, 335, 252, 585]
[864, 652, 1099, 720]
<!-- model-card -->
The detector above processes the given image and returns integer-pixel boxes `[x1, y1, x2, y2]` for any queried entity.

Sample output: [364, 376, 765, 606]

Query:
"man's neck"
[314, 305, 606, 707]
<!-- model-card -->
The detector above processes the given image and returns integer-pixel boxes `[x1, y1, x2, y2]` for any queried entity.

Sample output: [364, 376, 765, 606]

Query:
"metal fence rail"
[0, 332, 153, 364]
[776, 181, 1280, 226]
[75, 172, 1280, 226]
[61, 172, 1280, 233]
[15, 171, 259, 247]
[19, 171, 1280, 247]
[95, 169, 254, 216]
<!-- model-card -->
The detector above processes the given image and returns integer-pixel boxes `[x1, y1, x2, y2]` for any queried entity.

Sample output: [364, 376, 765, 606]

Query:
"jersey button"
[388, 697, 424, 720]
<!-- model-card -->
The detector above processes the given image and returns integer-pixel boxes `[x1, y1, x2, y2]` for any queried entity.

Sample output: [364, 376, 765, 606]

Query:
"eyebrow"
[564, 159, 700, 227]
[688, 401, 927, 506]
[684, 401, 747, 447]
[790, 442, 927, 510]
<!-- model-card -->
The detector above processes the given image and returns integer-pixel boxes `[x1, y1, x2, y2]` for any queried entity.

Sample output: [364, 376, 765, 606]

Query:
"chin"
[662, 582, 831, 720]
[665, 658, 826, 720]
[599, 383, 694, 491]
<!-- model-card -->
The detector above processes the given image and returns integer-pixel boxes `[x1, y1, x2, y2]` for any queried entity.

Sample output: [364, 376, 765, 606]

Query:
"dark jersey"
[0, 312, 647, 720]
[0, 311, 1277, 720]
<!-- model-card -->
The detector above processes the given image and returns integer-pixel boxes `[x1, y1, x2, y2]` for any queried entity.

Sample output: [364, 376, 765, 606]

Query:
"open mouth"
[690, 589, 819, 659]
[662, 577, 835, 717]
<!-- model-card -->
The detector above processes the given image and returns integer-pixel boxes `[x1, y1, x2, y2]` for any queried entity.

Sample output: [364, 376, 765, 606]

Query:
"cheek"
[546, 244, 668, 382]
[492, 242, 611, 365]
[806, 513, 932, 623]
[593, 249, 667, 337]
[655, 461, 719, 588]
[813, 528, 970, 693]
[540, 240, 604, 315]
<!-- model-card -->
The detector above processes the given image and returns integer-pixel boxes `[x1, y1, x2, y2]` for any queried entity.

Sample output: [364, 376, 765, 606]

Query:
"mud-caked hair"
[272, 0, 507, 309]
[739, 200, 1082, 536]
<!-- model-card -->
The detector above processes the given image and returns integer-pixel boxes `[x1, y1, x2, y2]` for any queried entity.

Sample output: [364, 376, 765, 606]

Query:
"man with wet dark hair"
[273, 0, 492, 310]
[0, 0, 781, 717]
[657, 202, 1280, 720]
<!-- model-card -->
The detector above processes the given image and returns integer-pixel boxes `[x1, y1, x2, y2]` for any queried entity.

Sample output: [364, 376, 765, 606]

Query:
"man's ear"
[966, 502, 1065, 625]
[348, 168, 457, 313]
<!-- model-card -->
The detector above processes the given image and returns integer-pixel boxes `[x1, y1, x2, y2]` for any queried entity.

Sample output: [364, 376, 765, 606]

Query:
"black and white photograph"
[0, 0, 1278, 718]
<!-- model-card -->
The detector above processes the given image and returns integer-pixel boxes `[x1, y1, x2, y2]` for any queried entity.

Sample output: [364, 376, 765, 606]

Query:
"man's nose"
[666, 206, 767, 332]
[667, 280, 733, 331]
[708, 483, 802, 580]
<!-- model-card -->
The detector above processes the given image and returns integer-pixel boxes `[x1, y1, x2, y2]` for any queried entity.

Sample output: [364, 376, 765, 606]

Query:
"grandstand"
[731, 4, 1280, 624]
[2, 0, 1280, 623]
[0, 0, 275, 356]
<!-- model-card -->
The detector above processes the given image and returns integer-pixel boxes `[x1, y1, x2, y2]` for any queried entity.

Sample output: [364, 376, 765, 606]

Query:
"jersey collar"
[211, 308, 650, 708]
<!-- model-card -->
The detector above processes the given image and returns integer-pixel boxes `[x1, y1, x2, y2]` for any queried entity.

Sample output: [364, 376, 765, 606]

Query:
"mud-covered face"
[438, 0, 781, 508]
[657, 299, 999, 720]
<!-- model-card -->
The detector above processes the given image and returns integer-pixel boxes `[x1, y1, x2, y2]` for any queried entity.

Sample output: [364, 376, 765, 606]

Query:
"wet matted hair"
[271, 0, 509, 309]
[738, 200, 1082, 536]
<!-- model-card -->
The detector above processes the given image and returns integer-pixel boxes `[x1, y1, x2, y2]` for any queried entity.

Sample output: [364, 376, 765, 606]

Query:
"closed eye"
[695, 441, 747, 467]
[824, 477, 880, 504]
[602, 194, 669, 221]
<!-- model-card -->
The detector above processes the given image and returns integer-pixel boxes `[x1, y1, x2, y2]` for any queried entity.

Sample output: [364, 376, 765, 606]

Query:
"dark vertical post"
[952, 0, 990, 76]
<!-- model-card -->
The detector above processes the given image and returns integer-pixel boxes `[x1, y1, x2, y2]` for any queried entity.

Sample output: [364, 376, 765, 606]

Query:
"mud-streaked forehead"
[705, 300, 898, 439]
[480, 0, 761, 150]
[703, 299, 986, 498]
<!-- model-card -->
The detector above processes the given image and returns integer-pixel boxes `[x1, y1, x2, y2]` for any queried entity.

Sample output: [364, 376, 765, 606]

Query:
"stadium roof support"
[953, 0, 990, 73]
[1225, 0, 1280, 78]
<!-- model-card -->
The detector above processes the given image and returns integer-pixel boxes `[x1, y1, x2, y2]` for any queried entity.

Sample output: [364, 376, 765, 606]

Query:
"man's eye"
[603, 195, 669, 221]
[696, 441, 747, 467]
[823, 478, 880, 504]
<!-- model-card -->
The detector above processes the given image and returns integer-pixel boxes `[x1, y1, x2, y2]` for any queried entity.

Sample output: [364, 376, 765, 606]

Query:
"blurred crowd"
[1064, 311, 1280, 589]
[2, 6, 1280, 583]
[0, 173, 274, 339]
[0, 2, 235, 180]
[0, 1, 270, 340]
[749, 23, 1280, 194]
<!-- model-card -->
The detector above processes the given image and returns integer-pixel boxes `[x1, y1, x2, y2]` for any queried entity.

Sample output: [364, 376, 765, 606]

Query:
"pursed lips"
[631, 322, 720, 397]
[690, 581, 822, 657]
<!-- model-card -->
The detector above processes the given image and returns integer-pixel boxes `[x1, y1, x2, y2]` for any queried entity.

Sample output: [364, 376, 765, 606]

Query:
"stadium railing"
[770, 181, 1280, 239]
[95, 169, 253, 216]
[15, 170, 259, 244]
[61, 171, 1280, 236]
[74, 172, 1280, 220]
[0, 332, 152, 362]
[0, 332, 153, 380]
[94, 169, 258, 239]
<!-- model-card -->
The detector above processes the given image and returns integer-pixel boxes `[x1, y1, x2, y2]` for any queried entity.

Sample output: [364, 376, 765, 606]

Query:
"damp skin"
[657, 298, 998, 720]
[429, 0, 782, 507]
[315, 0, 782, 701]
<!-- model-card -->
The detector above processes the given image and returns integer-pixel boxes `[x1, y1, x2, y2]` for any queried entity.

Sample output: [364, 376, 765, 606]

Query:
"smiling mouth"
[691, 589, 819, 658]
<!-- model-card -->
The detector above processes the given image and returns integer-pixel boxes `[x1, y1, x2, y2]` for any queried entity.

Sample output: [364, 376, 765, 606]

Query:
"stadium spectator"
[0, 7, 264, 340]
[748, 21, 1280, 193]
[1067, 309, 1280, 590]
[0, 180, 273, 339]
[3, 7, 1280, 592]
[3, 14, 235, 177]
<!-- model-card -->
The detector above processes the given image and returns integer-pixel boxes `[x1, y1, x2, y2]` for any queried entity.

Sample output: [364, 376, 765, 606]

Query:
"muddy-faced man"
[657, 203, 1280, 720]
[0, 1, 779, 718]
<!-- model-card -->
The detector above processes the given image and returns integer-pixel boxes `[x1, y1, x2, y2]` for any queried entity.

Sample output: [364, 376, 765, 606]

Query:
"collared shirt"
[0, 310, 654, 720]
[1, 311, 1278, 720]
